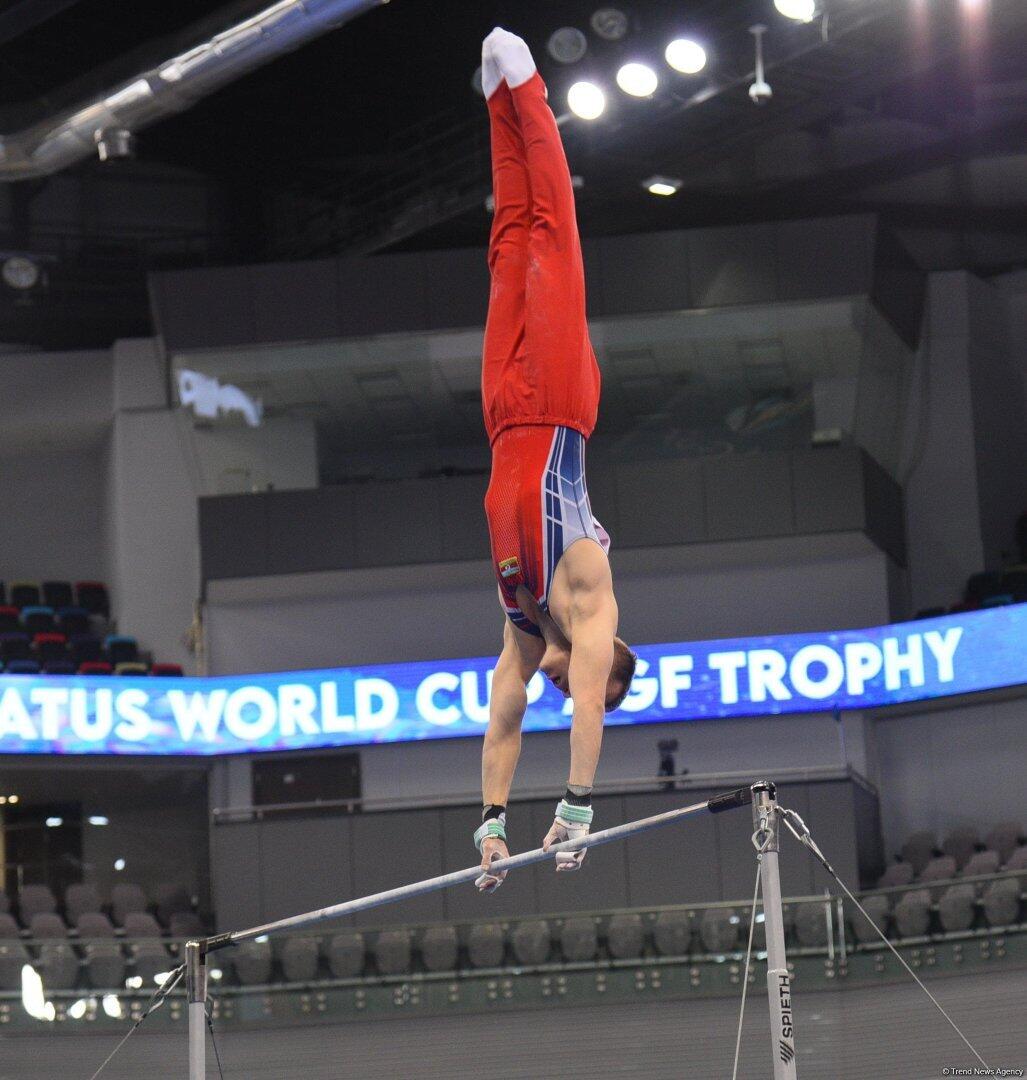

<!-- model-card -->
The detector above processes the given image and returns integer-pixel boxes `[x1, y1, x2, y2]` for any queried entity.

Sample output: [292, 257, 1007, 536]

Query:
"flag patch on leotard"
[499, 557, 520, 579]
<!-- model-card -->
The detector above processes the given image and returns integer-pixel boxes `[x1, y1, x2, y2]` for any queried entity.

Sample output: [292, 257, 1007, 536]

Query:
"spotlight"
[774, 0, 816, 22]
[568, 81, 606, 119]
[616, 62, 658, 97]
[8, 795, 17, 804]
[591, 8, 629, 41]
[748, 25, 772, 104]
[114, 858, 126, 871]
[548, 27, 588, 64]
[45, 816, 62, 828]
[88, 815, 109, 826]
[1, 255, 41, 291]
[665, 38, 707, 74]
[643, 176, 682, 196]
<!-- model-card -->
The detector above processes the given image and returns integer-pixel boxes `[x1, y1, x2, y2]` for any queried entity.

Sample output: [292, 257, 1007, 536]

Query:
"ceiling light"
[665, 38, 707, 74]
[2, 255, 41, 291]
[644, 176, 682, 196]
[0, 798, 6, 806]
[774, 0, 816, 22]
[591, 8, 629, 41]
[568, 81, 606, 120]
[88, 815, 109, 826]
[114, 858, 126, 871]
[45, 816, 62, 828]
[616, 62, 658, 97]
[548, 27, 588, 64]
[8, 795, 17, 804]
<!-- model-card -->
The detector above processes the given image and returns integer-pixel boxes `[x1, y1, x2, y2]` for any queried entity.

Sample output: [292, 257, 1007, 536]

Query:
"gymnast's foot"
[483, 27, 537, 90]
[481, 33, 503, 99]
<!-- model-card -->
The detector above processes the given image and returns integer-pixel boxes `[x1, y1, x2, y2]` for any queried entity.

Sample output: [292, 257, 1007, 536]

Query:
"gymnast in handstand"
[474, 28, 636, 892]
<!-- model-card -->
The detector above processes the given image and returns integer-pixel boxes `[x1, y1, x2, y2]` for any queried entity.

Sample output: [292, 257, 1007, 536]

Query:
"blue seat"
[20, 606, 55, 635]
[0, 633, 31, 662]
[105, 635, 139, 666]
[982, 593, 1014, 608]
[6, 659, 40, 675]
[55, 607, 91, 637]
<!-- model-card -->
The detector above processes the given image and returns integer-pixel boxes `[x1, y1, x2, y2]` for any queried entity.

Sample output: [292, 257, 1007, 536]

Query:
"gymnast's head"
[540, 636, 637, 712]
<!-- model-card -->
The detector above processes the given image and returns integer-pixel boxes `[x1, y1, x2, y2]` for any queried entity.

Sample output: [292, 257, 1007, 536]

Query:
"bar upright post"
[185, 940, 207, 1080]
[752, 780, 797, 1080]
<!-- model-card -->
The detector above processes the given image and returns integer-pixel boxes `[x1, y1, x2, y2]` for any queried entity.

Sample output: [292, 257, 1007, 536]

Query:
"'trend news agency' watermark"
[942, 1069, 1024, 1077]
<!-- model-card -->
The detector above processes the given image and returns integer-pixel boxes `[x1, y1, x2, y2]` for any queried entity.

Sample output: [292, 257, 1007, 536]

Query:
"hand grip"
[707, 786, 753, 814]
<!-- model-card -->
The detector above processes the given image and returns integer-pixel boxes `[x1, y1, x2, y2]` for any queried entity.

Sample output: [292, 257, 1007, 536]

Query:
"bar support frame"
[186, 939, 207, 1080]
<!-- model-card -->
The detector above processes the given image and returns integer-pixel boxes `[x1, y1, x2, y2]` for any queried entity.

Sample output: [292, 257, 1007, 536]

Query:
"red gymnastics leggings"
[481, 73, 601, 444]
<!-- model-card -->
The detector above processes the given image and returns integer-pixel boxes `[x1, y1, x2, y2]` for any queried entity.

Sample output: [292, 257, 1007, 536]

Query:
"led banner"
[0, 605, 1024, 756]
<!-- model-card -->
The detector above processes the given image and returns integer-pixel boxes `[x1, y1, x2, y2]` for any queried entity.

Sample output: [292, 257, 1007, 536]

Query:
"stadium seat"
[373, 928, 412, 975]
[893, 890, 932, 937]
[899, 832, 935, 876]
[560, 917, 598, 962]
[420, 925, 458, 972]
[9, 582, 41, 609]
[71, 635, 104, 664]
[326, 931, 365, 978]
[21, 606, 55, 635]
[42, 582, 74, 610]
[964, 570, 1004, 605]
[151, 663, 184, 676]
[918, 855, 958, 885]
[111, 883, 148, 926]
[115, 661, 149, 676]
[6, 659, 40, 675]
[511, 919, 551, 966]
[55, 607, 91, 637]
[982, 879, 1021, 927]
[106, 635, 139, 666]
[231, 939, 273, 984]
[0, 913, 21, 938]
[1005, 847, 1027, 871]
[19, 884, 58, 925]
[0, 581, 5, 604]
[982, 593, 1013, 608]
[0, 606, 20, 633]
[794, 902, 829, 948]
[653, 910, 692, 957]
[606, 913, 645, 959]
[850, 894, 890, 944]
[169, 912, 205, 939]
[985, 823, 1023, 865]
[280, 936, 320, 982]
[42, 659, 76, 675]
[33, 632, 67, 663]
[77, 913, 125, 989]
[699, 908, 739, 953]
[0, 940, 28, 990]
[961, 850, 1001, 879]
[938, 884, 976, 932]
[466, 923, 505, 968]
[877, 862, 915, 889]
[78, 660, 113, 676]
[0, 893, 9, 914]
[65, 883, 103, 926]
[75, 582, 110, 618]
[124, 914, 170, 985]
[154, 883, 193, 927]
[942, 827, 979, 870]
[0, 632, 32, 662]
[30, 914, 79, 990]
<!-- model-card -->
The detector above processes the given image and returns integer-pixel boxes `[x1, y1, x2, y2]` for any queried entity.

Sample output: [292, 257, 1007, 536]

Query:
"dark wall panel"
[211, 820, 263, 931]
[259, 816, 355, 924]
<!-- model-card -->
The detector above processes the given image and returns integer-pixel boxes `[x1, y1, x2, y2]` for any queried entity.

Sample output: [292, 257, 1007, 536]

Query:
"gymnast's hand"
[475, 836, 509, 893]
[542, 801, 592, 872]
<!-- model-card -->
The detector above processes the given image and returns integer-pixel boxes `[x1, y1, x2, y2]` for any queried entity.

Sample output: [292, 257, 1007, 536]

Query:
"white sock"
[481, 36, 503, 99]
[484, 27, 536, 90]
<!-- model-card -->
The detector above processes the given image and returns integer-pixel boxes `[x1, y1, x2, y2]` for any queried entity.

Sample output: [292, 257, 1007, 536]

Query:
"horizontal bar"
[205, 786, 756, 953]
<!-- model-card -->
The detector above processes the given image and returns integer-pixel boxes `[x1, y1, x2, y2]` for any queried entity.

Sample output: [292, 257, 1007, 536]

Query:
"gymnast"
[474, 28, 636, 892]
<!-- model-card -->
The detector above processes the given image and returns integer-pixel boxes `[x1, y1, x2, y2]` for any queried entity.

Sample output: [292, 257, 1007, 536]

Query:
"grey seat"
[420, 925, 458, 972]
[30, 915, 79, 990]
[900, 832, 935, 876]
[78, 914, 125, 990]
[877, 862, 915, 889]
[606, 913, 645, 960]
[65, 883, 103, 926]
[1004, 846, 1027, 871]
[77, 912, 116, 938]
[893, 889, 932, 937]
[19, 885, 57, 925]
[0, 892, 9, 913]
[169, 912, 205, 940]
[327, 931, 365, 978]
[30, 913, 69, 939]
[653, 911, 692, 957]
[560, 917, 598, 962]
[850, 894, 889, 943]
[511, 920, 550, 966]
[919, 856, 957, 884]
[938, 884, 976, 932]
[466, 923, 505, 968]
[961, 851, 1001, 880]
[374, 929, 412, 976]
[111, 883, 148, 927]
[793, 902, 829, 948]
[154, 884, 193, 928]
[982, 879, 1021, 927]
[0, 913, 21, 938]
[123, 912, 169, 985]
[280, 936, 320, 982]
[699, 909, 738, 953]
[0, 941, 29, 990]
[123, 913, 163, 938]
[984, 822, 1022, 865]
[942, 827, 979, 871]
[231, 940, 272, 985]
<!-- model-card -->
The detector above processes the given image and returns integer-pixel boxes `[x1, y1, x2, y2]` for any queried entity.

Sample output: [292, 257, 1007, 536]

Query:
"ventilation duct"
[0, 0, 387, 180]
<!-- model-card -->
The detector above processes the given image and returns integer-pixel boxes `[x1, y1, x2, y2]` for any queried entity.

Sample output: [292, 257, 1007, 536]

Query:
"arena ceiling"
[0, 0, 1024, 347]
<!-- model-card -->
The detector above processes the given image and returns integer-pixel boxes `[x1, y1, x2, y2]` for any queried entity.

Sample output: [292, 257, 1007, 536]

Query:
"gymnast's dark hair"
[605, 638, 637, 712]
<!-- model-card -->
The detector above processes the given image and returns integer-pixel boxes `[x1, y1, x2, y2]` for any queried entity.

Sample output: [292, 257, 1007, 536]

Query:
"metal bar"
[753, 782, 798, 1080]
[205, 787, 755, 952]
[185, 941, 206, 1080]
